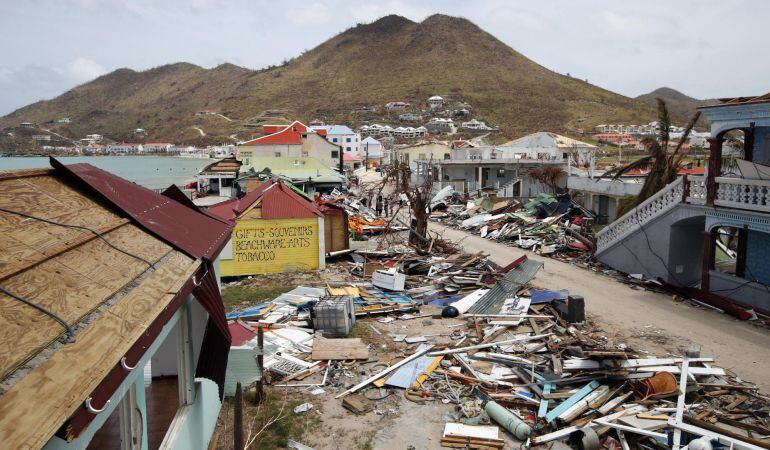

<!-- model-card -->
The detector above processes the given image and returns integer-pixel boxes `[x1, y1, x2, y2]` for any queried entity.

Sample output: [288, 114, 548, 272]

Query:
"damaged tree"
[384, 157, 434, 249]
[603, 98, 701, 216]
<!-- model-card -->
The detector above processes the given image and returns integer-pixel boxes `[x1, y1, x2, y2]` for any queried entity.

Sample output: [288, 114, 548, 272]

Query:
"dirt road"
[430, 222, 770, 391]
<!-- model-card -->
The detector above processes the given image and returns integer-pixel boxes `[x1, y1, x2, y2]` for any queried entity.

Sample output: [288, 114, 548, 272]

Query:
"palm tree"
[602, 99, 701, 216]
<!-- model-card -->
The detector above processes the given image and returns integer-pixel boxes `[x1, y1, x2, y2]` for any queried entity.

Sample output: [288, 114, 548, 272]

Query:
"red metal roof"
[207, 178, 322, 221]
[244, 121, 310, 146]
[228, 322, 257, 346]
[51, 157, 233, 261]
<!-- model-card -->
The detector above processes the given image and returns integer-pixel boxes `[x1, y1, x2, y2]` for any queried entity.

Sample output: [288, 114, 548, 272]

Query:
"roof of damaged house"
[0, 160, 233, 448]
[501, 132, 597, 149]
[208, 178, 323, 222]
[200, 155, 242, 175]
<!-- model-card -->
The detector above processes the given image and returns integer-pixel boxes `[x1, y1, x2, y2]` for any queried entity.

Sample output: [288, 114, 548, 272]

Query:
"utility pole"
[365, 142, 369, 169]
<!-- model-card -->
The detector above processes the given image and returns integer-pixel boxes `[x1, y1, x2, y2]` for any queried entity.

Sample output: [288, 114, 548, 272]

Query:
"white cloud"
[58, 57, 107, 82]
[285, 2, 332, 26]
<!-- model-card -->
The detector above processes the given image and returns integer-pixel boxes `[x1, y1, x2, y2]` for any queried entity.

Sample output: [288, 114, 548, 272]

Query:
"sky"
[0, 0, 767, 115]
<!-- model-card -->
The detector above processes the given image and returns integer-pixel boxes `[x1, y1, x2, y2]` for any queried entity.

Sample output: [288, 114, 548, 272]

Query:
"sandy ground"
[429, 221, 770, 392]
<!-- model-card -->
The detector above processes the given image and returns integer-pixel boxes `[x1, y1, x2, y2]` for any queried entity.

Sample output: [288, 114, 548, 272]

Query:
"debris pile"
[431, 190, 597, 262]
[224, 252, 770, 449]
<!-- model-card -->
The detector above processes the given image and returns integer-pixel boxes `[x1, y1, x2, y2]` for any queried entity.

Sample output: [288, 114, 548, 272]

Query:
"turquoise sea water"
[0, 156, 212, 189]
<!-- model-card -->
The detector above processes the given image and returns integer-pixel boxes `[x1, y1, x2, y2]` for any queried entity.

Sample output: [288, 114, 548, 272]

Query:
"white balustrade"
[686, 175, 707, 204]
[596, 177, 683, 252]
[714, 177, 770, 212]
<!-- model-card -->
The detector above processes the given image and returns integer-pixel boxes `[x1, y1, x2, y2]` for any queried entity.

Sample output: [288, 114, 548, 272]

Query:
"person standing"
[383, 194, 390, 217]
[376, 192, 383, 216]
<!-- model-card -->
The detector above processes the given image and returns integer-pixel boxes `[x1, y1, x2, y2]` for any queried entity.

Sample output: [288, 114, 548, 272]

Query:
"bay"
[0, 156, 212, 189]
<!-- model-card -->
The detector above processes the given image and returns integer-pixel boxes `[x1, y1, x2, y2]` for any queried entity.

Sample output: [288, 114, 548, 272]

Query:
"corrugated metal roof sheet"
[207, 179, 322, 221]
[52, 157, 232, 261]
[467, 259, 544, 314]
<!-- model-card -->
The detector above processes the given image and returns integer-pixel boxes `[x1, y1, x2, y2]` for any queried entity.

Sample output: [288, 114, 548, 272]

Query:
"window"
[302, 134, 307, 138]
[497, 169, 506, 178]
[346, 147, 352, 152]
[346, 137, 351, 143]
[332, 138, 338, 142]
[444, 153, 451, 160]
[331, 150, 339, 158]
[274, 152, 281, 157]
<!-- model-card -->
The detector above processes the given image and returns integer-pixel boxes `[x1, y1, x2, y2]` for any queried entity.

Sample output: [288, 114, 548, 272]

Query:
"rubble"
[429, 189, 597, 263]
[224, 247, 770, 449]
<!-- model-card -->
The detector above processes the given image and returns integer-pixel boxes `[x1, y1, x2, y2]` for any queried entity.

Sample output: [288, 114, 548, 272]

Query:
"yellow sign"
[228, 218, 319, 275]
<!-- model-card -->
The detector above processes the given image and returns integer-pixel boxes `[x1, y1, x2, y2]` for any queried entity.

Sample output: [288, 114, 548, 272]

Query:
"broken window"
[713, 227, 739, 276]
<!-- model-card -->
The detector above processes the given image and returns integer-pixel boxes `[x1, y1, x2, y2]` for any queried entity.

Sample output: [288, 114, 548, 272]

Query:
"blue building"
[596, 93, 770, 315]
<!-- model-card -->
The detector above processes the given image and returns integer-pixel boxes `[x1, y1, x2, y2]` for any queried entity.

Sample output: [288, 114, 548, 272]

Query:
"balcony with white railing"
[685, 175, 707, 205]
[714, 177, 770, 212]
[686, 175, 770, 213]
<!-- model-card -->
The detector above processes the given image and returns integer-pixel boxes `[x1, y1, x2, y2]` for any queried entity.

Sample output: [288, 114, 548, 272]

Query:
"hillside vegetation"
[1, 14, 676, 144]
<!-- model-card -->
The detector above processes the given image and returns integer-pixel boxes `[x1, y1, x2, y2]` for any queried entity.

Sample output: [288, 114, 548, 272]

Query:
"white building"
[428, 95, 444, 109]
[425, 118, 456, 134]
[143, 142, 173, 153]
[461, 119, 495, 131]
[360, 136, 385, 161]
[31, 135, 51, 142]
[310, 124, 361, 156]
[56, 117, 71, 123]
[457, 132, 596, 166]
[385, 101, 410, 110]
[86, 134, 103, 141]
[107, 143, 143, 154]
[399, 112, 421, 122]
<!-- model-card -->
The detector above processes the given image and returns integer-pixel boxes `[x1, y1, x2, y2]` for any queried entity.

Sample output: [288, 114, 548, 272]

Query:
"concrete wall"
[709, 271, 770, 313]
[567, 176, 643, 198]
[596, 203, 706, 283]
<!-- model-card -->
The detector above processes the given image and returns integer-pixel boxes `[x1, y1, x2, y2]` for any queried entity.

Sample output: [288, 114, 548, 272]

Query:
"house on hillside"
[0, 160, 232, 449]
[238, 156, 345, 194]
[428, 95, 444, 109]
[595, 93, 770, 316]
[207, 179, 326, 276]
[425, 118, 456, 134]
[238, 121, 342, 171]
[385, 101, 410, 110]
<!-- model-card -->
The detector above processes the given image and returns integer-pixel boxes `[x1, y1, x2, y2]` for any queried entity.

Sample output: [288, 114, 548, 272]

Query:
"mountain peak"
[356, 15, 414, 34]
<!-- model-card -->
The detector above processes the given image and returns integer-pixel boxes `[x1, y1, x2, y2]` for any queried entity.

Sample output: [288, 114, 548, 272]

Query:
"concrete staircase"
[594, 177, 707, 284]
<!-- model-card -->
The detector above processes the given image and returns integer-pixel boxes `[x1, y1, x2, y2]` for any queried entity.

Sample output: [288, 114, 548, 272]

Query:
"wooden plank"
[0, 226, 172, 380]
[0, 254, 198, 450]
[0, 168, 54, 180]
[311, 338, 369, 360]
[0, 219, 131, 282]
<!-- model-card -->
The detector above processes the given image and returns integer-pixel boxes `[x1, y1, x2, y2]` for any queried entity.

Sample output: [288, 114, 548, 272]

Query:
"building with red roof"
[207, 179, 326, 276]
[238, 121, 342, 171]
